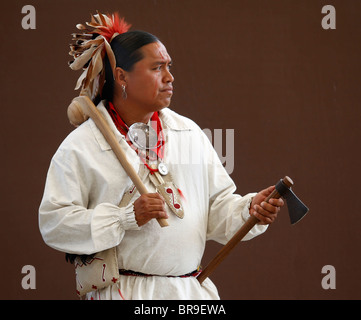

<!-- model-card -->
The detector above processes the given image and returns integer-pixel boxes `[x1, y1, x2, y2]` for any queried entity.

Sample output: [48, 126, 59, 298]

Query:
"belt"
[119, 268, 202, 278]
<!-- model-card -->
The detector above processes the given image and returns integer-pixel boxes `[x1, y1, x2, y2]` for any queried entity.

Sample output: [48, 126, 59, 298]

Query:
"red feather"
[99, 13, 131, 42]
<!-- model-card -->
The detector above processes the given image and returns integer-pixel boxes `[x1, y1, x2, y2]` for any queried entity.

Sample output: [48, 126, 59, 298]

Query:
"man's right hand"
[133, 193, 168, 226]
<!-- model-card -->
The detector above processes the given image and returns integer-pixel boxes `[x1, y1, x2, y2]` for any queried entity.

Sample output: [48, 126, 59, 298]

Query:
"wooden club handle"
[67, 96, 169, 227]
[197, 176, 292, 284]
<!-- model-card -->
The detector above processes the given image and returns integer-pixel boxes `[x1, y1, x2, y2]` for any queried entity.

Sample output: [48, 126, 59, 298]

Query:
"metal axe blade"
[275, 177, 309, 225]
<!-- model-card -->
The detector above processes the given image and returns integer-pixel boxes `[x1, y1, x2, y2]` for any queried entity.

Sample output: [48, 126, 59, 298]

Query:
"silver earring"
[122, 85, 127, 100]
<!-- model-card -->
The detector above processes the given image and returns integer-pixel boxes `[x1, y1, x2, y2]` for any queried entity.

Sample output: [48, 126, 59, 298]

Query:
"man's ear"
[114, 67, 127, 86]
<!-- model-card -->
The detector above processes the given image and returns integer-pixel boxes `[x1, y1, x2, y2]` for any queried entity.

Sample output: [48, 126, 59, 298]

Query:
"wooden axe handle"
[197, 176, 293, 284]
[68, 96, 169, 227]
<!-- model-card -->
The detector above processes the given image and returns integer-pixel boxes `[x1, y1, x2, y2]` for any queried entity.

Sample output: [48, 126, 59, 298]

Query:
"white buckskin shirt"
[39, 101, 267, 300]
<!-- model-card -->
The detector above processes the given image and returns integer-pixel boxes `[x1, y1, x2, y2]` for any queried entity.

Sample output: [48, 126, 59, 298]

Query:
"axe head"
[275, 177, 309, 225]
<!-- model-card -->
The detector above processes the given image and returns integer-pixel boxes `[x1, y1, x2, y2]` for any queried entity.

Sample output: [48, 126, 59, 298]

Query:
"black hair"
[112, 30, 159, 71]
[99, 30, 159, 103]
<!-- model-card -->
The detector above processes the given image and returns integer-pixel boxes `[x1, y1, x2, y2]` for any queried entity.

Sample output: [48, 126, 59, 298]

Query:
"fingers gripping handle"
[67, 96, 169, 227]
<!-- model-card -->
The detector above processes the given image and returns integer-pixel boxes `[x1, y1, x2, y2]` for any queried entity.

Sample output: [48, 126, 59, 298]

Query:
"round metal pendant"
[127, 122, 160, 150]
[158, 162, 168, 176]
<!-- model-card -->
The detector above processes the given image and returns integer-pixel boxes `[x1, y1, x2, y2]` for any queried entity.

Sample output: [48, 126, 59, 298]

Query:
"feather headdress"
[69, 11, 131, 100]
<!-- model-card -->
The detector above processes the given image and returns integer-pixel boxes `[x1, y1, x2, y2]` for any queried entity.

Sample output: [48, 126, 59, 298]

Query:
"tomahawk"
[197, 176, 309, 284]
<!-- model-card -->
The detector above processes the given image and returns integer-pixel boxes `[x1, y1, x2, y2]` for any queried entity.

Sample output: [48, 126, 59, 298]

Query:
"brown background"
[1, 0, 360, 300]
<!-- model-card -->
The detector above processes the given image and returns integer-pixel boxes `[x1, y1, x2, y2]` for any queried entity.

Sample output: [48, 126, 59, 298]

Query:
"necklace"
[106, 102, 167, 175]
[127, 122, 160, 150]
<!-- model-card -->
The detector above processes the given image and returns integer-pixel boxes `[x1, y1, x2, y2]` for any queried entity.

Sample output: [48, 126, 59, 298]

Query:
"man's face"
[124, 41, 174, 113]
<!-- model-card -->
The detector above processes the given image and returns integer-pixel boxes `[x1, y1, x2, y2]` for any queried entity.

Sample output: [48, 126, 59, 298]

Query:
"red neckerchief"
[106, 102, 165, 166]
[106, 102, 185, 199]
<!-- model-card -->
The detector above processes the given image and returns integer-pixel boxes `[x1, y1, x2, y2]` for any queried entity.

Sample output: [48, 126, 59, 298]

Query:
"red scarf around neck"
[106, 102, 165, 160]
[106, 102, 185, 199]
